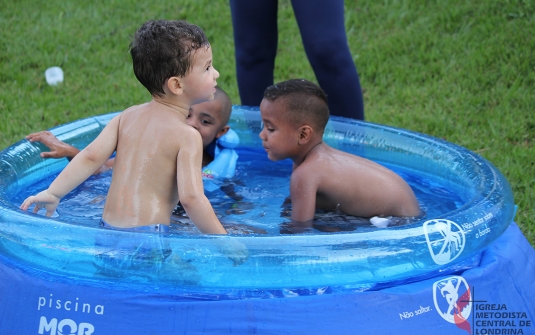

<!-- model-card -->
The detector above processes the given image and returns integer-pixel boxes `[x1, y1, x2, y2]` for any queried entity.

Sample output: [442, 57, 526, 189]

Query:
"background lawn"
[1, 0, 533, 246]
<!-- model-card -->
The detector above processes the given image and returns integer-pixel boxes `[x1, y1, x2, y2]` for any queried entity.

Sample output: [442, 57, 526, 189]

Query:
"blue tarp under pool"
[1, 222, 533, 335]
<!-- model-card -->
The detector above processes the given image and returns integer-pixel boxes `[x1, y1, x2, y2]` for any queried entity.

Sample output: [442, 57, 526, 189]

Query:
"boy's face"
[187, 99, 229, 149]
[259, 98, 301, 161]
[181, 46, 220, 105]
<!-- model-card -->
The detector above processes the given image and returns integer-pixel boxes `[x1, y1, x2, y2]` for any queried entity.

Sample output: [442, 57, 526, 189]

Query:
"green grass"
[1, 0, 533, 246]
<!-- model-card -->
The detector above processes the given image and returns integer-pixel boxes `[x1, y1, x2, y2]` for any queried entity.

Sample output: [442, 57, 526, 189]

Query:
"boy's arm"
[20, 116, 121, 215]
[289, 169, 318, 223]
[176, 129, 227, 234]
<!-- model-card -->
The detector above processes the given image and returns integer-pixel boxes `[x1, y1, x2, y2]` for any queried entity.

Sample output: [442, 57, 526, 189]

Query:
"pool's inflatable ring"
[0, 107, 514, 293]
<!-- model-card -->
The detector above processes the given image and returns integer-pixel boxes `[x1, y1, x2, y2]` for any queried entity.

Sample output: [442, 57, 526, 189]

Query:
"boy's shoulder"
[121, 102, 150, 113]
[301, 143, 343, 164]
[291, 154, 321, 181]
[123, 100, 193, 113]
[292, 144, 359, 179]
[117, 102, 198, 144]
[119, 102, 190, 126]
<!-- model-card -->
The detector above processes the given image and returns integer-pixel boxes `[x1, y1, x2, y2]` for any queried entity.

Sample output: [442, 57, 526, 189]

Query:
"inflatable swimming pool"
[0, 107, 528, 335]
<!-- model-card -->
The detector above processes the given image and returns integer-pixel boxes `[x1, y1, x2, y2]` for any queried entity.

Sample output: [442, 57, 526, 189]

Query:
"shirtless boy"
[20, 20, 227, 234]
[259, 79, 421, 226]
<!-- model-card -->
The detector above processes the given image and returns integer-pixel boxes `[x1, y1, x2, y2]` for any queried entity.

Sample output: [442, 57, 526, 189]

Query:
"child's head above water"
[187, 86, 231, 149]
[259, 79, 330, 162]
[129, 20, 212, 98]
[262, 79, 330, 135]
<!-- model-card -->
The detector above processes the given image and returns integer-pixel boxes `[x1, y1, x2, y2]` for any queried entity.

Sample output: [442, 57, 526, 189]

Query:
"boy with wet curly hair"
[21, 20, 227, 235]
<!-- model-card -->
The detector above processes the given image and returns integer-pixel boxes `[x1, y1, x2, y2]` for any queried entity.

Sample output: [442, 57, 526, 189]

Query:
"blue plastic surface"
[0, 107, 529, 334]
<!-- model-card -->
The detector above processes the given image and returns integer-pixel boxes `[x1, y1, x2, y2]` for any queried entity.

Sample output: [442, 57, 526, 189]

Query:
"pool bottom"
[1, 222, 534, 335]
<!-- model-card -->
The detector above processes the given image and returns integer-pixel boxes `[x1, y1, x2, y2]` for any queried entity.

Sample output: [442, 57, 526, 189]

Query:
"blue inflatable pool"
[0, 107, 533, 335]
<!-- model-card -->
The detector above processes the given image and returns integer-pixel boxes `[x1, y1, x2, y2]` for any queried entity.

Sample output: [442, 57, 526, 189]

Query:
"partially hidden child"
[259, 79, 421, 230]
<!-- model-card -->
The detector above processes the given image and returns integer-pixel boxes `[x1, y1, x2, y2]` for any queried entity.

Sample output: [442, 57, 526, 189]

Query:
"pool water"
[11, 148, 463, 235]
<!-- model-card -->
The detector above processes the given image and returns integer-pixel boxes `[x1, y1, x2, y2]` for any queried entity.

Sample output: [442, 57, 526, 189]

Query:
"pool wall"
[0, 107, 531, 334]
[0, 223, 533, 334]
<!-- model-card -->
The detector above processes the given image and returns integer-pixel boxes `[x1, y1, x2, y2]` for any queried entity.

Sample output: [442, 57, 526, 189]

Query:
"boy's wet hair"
[263, 79, 329, 131]
[130, 20, 210, 97]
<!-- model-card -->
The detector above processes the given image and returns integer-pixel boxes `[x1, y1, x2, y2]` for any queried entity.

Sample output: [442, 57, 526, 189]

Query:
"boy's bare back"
[290, 144, 420, 221]
[102, 101, 202, 227]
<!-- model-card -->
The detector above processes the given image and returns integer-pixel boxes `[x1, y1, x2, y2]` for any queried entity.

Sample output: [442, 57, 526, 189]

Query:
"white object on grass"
[44, 66, 64, 85]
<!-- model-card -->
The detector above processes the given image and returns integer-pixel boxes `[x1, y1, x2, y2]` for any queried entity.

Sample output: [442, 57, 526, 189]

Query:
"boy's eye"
[201, 119, 212, 125]
[261, 122, 274, 132]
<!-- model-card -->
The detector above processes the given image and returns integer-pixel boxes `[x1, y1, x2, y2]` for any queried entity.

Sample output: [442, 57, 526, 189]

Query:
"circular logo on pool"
[433, 276, 472, 326]
[423, 219, 466, 265]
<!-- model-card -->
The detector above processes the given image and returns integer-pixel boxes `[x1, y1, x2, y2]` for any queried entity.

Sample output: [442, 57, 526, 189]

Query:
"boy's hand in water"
[26, 131, 80, 159]
[20, 190, 60, 216]
[216, 238, 249, 266]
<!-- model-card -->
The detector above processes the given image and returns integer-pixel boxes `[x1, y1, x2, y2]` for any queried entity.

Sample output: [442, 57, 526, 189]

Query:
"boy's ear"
[297, 125, 313, 145]
[215, 125, 230, 139]
[166, 76, 183, 96]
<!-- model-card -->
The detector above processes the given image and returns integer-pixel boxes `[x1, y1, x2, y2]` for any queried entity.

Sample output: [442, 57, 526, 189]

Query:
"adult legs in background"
[230, 0, 279, 106]
[230, 0, 364, 120]
[291, 0, 364, 119]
